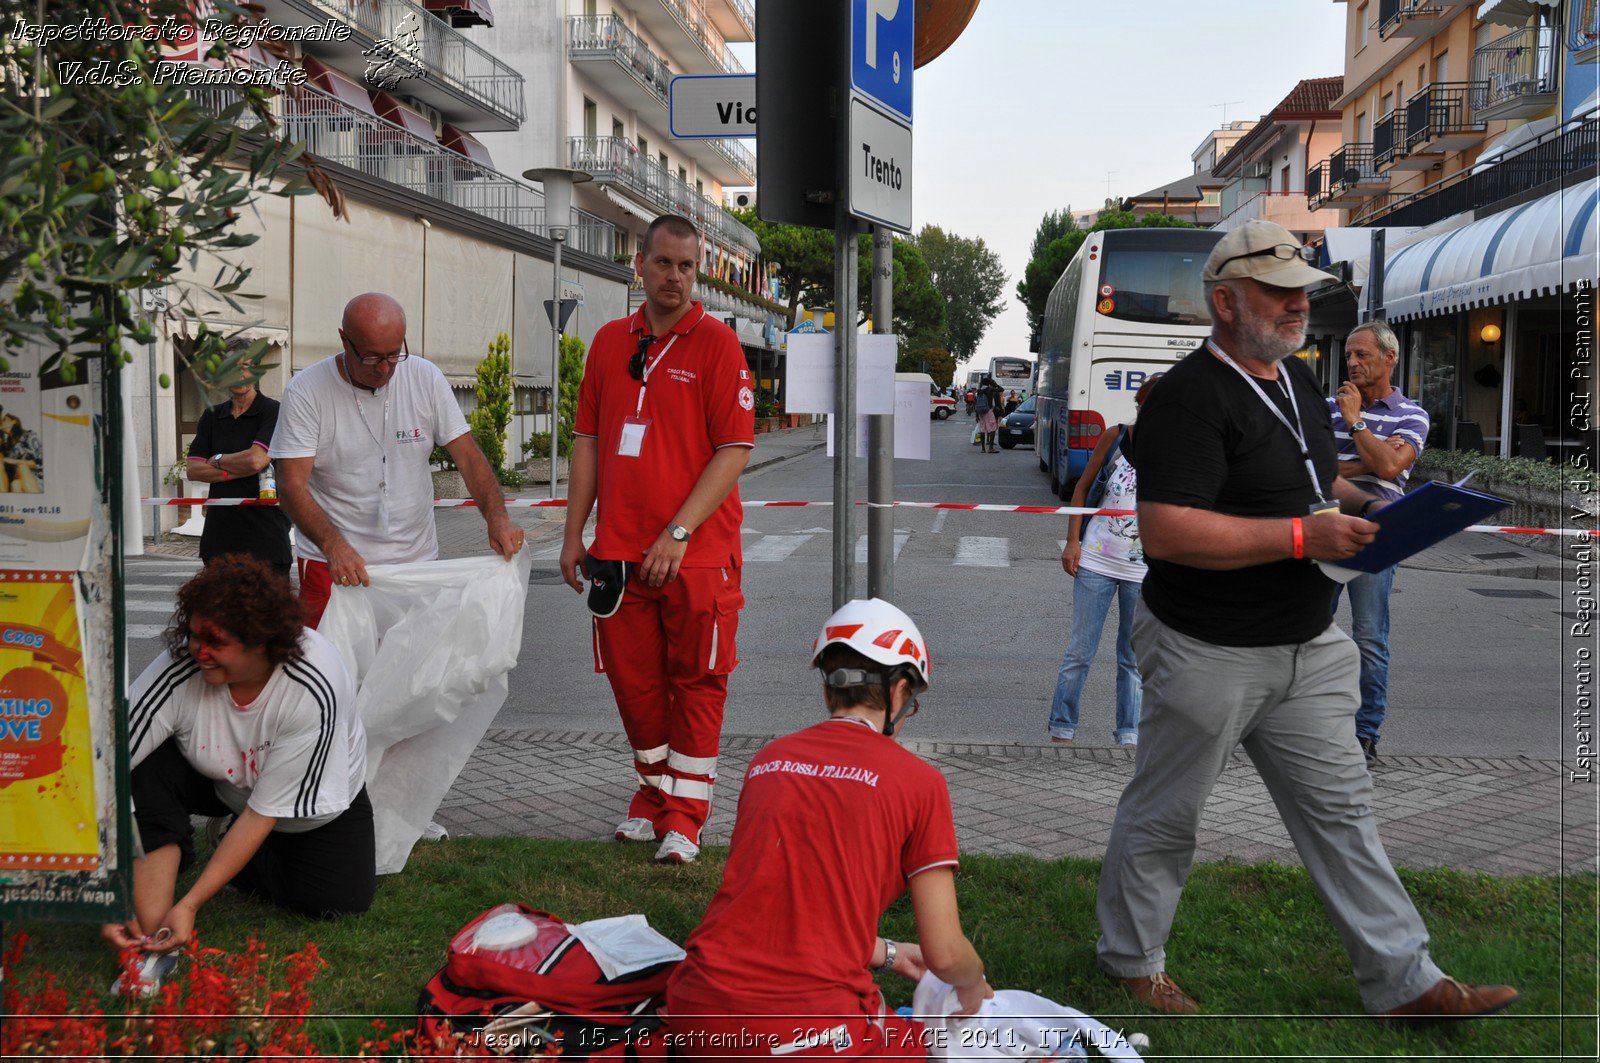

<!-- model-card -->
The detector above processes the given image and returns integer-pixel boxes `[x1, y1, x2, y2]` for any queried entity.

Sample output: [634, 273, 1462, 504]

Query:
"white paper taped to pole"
[318, 549, 533, 874]
[780, 331, 898, 414]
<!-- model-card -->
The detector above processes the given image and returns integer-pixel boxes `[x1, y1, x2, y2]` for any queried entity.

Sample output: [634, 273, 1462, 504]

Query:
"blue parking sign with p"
[851, 0, 913, 123]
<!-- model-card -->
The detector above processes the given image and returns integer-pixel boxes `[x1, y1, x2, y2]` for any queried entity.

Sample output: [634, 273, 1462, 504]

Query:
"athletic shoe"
[205, 815, 234, 847]
[614, 817, 656, 843]
[1358, 736, 1379, 763]
[654, 830, 699, 864]
[1378, 977, 1519, 1025]
[1050, 736, 1074, 745]
[110, 951, 181, 998]
[1116, 972, 1198, 1015]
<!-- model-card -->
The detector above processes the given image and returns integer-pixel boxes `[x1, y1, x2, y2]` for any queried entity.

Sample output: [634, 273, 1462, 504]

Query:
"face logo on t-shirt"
[394, 427, 426, 443]
[738, 387, 754, 411]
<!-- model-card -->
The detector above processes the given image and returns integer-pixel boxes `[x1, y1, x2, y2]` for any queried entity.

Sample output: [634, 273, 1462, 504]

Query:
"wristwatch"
[668, 523, 691, 543]
[1350, 420, 1369, 434]
[210, 453, 224, 469]
[876, 939, 898, 974]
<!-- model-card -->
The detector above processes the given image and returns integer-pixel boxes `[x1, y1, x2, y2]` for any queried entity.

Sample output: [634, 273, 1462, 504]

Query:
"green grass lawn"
[7, 838, 1595, 1060]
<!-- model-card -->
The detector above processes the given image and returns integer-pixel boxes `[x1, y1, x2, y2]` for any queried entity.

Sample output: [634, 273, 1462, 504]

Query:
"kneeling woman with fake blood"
[103, 556, 373, 968]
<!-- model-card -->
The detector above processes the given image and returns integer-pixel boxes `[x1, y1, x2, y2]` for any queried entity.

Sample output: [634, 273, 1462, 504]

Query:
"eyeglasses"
[1214, 242, 1316, 276]
[628, 333, 658, 381]
[343, 334, 410, 366]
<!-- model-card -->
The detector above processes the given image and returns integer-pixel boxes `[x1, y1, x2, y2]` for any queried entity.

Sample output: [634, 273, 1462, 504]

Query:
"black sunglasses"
[628, 333, 658, 381]
[1214, 242, 1316, 276]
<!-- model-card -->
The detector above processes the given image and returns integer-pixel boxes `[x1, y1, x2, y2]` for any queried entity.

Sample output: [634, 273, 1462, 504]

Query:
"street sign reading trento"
[848, 0, 912, 233]
[669, 73, 756, 139]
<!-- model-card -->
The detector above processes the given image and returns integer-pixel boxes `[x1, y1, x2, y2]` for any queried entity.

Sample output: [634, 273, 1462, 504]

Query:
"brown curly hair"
[162, 555, 305, 666]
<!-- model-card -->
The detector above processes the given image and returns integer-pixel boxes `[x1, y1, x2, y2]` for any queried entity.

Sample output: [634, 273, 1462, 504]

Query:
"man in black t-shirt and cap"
[1094, 219, 1517, 1024]
[185, 338, 292, 579]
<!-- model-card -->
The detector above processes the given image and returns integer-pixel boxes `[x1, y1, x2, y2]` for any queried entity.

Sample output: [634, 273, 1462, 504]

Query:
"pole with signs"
[831, 207, 859, 610]
[867, 227, 895, 600]
[525, 168, 593, 499]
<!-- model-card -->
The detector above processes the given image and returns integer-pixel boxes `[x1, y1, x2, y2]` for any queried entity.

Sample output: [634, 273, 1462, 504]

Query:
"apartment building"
[138, 0, 637, 528]
[476, 1, 784, 363]
[1119, 123, 1257, 226]
[1212, 78, 1343, 241]
[1308, 0, 1597, 460]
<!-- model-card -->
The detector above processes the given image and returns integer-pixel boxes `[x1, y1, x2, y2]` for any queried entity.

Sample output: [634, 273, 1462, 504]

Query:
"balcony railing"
[1378, 0, 1443, 39]
[299, 0, 525, 124]
[1330, 143, 1384, 190]
[1472, 25, 1558, 117]
[1403, 81, 1487, 153]
[1571, 0, 1600, 62]
[1307, 161, 1327, 209]
[1374, 111, 1404, 168]
[569, 135, 759, 256]
[657, 0, 744, 72]
[1353, 111, 1600, 228]
[188, 83, 609, 257]
[567, 15, 671, 107]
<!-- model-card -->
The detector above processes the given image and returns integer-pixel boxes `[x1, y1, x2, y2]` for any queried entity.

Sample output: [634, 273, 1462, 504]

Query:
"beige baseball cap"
[1202, 219, 1332, 288]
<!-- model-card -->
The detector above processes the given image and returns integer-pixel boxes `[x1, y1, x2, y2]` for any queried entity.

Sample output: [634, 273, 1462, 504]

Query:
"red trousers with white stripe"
[593, 566, 743, 844]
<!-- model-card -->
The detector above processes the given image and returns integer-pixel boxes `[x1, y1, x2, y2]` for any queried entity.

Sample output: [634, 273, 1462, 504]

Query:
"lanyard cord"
[634, 333, 681, 417]
[1206, 339, 1327, 504]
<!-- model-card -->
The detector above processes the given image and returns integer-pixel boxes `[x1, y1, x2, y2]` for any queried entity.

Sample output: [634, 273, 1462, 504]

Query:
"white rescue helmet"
[810, 598, 931, 691]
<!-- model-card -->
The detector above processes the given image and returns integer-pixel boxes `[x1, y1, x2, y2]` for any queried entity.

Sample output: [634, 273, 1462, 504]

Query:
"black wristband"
[1359, 498, 1380, 517]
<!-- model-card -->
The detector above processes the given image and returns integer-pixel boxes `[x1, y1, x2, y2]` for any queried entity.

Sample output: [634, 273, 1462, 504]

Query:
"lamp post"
[524, 166, 592, 499]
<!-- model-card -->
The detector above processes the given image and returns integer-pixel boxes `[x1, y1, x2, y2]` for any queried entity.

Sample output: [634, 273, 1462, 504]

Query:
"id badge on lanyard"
[620, 334, 679, 459]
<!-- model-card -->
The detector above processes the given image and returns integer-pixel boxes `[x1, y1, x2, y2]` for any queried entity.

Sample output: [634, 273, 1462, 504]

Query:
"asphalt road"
[125, 413, 1570, 758]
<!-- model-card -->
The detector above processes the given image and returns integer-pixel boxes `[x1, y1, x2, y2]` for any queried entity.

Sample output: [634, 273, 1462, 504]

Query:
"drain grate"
[1470, 588, 1556, 599]
[1472, 551, 1524, 561]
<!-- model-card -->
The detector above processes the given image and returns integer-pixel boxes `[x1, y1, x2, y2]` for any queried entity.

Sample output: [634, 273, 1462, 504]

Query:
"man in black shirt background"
[185, 337, 293, 579]
[1094, 220, 1517, 1024]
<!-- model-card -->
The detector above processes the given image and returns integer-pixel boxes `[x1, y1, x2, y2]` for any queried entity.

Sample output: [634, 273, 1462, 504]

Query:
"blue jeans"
[1332, 564, 1396, 741]
[1048, 566, 1142, 741]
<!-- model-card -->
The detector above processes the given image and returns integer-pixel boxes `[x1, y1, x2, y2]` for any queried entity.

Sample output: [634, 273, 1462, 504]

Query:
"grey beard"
[1234, 320, 1305, 364]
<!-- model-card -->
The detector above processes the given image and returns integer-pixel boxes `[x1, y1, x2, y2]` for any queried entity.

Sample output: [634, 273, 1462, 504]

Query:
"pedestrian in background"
[560, 214, 754, 866]
[1049, 373, 1161, 746]
[271, 292, 522, 628]
[1328, 321, 1428, 763]
[185, 337, 292, 580]
[974, 376, 1001, 452]
[1095, 219, 1516, 1022]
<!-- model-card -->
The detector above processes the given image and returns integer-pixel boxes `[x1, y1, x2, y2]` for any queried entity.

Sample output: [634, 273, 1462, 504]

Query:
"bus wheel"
[1039, 456, 1049, 473]
[1058, 475, 1078, 502]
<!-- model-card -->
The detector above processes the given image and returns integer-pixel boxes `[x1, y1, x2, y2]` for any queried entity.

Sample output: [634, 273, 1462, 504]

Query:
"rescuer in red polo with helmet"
[560, 213, 755, 866]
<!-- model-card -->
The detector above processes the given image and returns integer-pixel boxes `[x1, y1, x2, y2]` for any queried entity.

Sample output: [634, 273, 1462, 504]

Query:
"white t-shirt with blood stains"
[128, 629, 365, 833]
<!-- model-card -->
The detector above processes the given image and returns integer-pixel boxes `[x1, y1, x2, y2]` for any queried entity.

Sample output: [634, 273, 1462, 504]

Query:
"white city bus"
[1035, 227, 1222, 499]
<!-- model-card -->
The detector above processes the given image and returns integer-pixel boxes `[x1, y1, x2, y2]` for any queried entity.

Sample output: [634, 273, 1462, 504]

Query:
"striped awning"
[1380, 183, 1599, 321]
[1477, 0, 1558, 27]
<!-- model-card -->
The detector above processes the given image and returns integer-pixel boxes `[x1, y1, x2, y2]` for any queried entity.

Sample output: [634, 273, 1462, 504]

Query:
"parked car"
[997, 395, 1036, 448]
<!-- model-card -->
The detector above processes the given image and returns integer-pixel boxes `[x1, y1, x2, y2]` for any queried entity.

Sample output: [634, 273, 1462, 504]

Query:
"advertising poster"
[0, 346, 95, 570]
[0, 570, 97, 870]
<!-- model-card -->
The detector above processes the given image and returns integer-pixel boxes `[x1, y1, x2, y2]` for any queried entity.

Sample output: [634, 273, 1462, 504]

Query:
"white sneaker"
[614, 816, 656, 843]
[110, 951, 181, 997]
[654, 830, 699, 864]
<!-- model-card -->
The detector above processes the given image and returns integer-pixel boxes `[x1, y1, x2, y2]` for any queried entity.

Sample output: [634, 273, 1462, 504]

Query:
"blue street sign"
[851, 0, 912, 124]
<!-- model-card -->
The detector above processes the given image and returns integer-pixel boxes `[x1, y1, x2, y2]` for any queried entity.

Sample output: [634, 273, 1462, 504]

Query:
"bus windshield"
[1098, 247, 1212, 326]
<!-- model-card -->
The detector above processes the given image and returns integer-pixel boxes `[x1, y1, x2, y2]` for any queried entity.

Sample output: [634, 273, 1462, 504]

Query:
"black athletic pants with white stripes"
[132, 738, 376, 918]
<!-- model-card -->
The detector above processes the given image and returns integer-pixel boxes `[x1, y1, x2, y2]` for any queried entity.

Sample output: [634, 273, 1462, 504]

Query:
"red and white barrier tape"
[139, 496, 1588, 537]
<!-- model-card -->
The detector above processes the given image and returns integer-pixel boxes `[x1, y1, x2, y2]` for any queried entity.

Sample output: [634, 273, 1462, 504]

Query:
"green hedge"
[1415, 447, 1595, 494]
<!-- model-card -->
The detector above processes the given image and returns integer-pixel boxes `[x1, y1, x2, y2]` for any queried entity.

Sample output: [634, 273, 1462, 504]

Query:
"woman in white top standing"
[1048, 375, 1162, 746]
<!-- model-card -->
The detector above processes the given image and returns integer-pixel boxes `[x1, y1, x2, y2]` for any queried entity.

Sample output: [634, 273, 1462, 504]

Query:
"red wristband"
[1291, 517, 1304, 560]
[220, 468, 229, 481]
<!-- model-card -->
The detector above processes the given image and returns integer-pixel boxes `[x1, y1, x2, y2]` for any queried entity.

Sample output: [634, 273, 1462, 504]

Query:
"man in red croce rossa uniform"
[560, 214, 754, 865]
[663, 598, 991, 1059]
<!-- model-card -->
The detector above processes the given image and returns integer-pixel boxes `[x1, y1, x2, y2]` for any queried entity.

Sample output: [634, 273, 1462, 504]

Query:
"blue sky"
[737, 0, 1350, 368]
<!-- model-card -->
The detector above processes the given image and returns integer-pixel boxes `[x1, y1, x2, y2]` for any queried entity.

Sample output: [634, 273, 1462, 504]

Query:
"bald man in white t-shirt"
[272, 293, 524, 626]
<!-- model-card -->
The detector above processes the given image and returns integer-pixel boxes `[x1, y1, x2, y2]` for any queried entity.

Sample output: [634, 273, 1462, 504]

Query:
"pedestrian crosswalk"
[524, 530, 1062, 569]
[120, 557, 201, 646]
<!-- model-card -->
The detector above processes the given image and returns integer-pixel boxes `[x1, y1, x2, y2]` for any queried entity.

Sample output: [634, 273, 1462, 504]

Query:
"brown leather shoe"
[1117, 971, 1198, 1014]
[1378, 977, 1520, 1025]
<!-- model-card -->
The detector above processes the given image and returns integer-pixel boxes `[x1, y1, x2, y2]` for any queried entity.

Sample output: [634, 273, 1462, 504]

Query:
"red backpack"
[416, 904, 678, 1058]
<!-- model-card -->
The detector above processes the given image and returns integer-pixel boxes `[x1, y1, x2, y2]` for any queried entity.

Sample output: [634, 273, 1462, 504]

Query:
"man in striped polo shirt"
[1328, 321, 1430, 763]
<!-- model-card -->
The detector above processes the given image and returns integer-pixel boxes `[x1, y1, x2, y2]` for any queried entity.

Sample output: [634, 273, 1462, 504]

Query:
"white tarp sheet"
[319, 550, 532, 874]
[912, 973, 1144, 1060]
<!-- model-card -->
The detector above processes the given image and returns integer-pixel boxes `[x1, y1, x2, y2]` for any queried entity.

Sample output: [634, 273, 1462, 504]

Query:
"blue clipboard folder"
[1318, 479, 1511, 583]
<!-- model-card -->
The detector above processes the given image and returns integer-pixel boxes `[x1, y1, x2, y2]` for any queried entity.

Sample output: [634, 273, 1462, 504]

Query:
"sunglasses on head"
[628, 333, 658, 381]
[1214, 242, 1316, 276]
